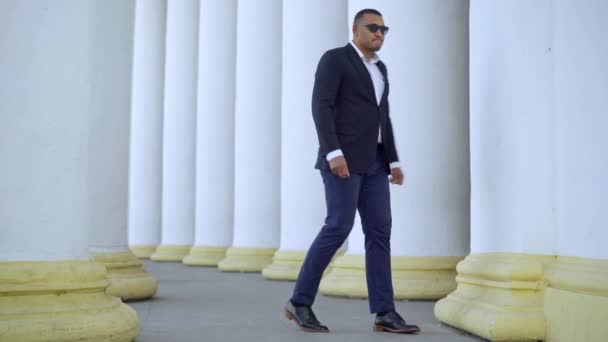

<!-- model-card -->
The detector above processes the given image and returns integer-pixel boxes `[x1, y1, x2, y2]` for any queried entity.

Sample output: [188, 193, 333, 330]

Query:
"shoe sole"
[373, 325, 420, 334]
[283, 309, 330, 333]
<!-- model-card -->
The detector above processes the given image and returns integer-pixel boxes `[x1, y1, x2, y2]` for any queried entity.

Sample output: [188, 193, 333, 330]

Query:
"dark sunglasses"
[359, 23, 389, 35]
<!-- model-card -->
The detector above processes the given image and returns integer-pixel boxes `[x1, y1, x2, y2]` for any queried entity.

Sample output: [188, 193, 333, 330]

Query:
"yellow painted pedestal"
[435, 253, 553, 341]
[262, 249, 345, 281]
[182, 246, 227, 266]
[544, 256, 608, 342]
[218, 247, 276, 272]
[129, 245, 157, 259]
[262, 250, 307, 280]
[92, 251, 158, 301]
[150, 244, 191, 262]
[0, 261, 139, 341]
[319, 255, 463, 299]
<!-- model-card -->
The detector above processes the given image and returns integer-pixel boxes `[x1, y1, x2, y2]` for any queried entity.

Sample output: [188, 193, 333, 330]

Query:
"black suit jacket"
[312, 43, 399, 174]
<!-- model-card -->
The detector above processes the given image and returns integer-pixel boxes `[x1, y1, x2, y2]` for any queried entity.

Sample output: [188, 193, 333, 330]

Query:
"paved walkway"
[129, 260, 485, 342]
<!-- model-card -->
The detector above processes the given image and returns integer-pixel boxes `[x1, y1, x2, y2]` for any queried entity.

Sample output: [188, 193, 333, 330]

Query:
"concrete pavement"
[129, 260, 485, 342]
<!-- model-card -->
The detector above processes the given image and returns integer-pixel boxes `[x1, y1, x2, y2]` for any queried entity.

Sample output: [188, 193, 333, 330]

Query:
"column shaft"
[262, 0, 348, 280]
[151, 0, 199, 262]
[545, 2, 608, 341]
[183, 0, 237, 267]
[87, 0, 158, 301]
[128, 0, 166, 259]
[219, 0, 282, 272]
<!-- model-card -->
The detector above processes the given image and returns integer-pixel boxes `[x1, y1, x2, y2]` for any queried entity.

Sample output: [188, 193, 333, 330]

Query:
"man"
[283, 9, 420, 334]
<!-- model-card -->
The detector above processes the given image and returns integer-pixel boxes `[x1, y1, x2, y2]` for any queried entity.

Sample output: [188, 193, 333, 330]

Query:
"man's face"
[353, 14, 386, 52]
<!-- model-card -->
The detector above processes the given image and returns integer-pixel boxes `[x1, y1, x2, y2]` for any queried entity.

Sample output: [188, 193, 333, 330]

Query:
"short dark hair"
[353, 9, 382, 25]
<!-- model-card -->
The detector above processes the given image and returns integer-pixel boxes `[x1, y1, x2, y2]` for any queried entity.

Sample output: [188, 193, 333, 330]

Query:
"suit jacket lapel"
[345, 44, 377, 104]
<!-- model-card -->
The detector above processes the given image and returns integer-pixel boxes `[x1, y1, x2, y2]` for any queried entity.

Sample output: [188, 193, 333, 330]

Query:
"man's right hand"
[329, 156, 350, 178]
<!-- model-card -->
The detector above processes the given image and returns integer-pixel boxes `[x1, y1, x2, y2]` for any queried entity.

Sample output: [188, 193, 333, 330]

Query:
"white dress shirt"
[326, 41, 400, 170]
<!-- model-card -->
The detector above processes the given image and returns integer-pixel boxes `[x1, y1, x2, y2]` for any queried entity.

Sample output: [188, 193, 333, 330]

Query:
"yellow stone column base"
[0, 261, 139, 342]
[129, 245, 157, 259]
[92, 251, 158, 301]
[544, 256, 608, 342]
[218, 247, 277, 272]
[262, 249, 345, 281]
[182, 246, 227, 266]
[319, 255, 463, 299]
[150, 244, 191, 262]
[435, 253, 554, 341]
[262, 250, 307, 280]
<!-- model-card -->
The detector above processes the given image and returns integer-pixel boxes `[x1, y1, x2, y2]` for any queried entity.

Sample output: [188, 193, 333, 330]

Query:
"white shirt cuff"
[389, 161, 401, 169]
[326, 149, 343, 161]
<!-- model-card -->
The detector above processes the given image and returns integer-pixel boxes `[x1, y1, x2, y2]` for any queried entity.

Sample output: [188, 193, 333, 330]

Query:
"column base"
[92, 251, 158, 301]
[319, 255, 463, 299]
[183, 246, 227, 266]
[435, 253, 553, 341]
[129, 245, 157, 259]
[544, 256, 608, 342]
[0, 261, 139, 341]
[261, 249, 345, 281]
[149, 244, 191, 262]
[262, 250, 306, 280]
[218, 247, 276, 272]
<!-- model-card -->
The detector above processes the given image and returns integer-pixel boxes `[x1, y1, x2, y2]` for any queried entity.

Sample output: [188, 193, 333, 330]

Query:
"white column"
[0, 1, 138, 340]
[436, 2, 555, 341]
[183, 0, 237, 266]
[545, 3, 608, 341]
[151, 0, 199, 262]
[218, 0, 282, 272]
[321, 0, 470, 300]
[128, 0, 166, 259]
[87, 1, 157, 301]
[262, 0, 348, 280]
[467, 2, 556, 256]
[553, 0, 608, 265]
[468, 2, 555, 256]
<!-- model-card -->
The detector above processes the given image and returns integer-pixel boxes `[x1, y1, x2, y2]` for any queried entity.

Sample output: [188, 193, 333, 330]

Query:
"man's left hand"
[389, 167, 404, 185]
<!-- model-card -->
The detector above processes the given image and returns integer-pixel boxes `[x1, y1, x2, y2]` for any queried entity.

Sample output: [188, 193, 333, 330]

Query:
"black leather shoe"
[283, 301, 329, 332]
[373, 311, 420, 334]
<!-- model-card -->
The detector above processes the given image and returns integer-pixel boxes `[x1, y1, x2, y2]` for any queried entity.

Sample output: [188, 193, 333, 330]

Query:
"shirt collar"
[350, 41, 380, 64]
